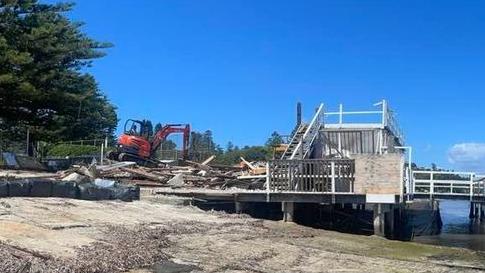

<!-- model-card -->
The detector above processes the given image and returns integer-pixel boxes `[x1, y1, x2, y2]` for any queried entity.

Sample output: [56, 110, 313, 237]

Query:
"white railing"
[412, 170, 483, 200]
[324, 100, 405, 145]
[290, 103, 324, 159]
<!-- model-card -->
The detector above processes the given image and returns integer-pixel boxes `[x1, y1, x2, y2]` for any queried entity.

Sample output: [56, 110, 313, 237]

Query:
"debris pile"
[95, 156, 268, 190]
[0, 155, 268, 195]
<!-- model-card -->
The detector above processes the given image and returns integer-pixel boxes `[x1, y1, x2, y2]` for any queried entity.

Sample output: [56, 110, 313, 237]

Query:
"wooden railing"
[267, 159, 355, 193]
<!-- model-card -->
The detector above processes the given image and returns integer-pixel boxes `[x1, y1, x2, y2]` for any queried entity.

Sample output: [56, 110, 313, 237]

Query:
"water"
[414, 200, 485, 251]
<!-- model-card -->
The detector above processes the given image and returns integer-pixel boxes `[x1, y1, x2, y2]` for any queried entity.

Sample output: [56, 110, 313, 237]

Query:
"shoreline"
[0, 195, 483, 272]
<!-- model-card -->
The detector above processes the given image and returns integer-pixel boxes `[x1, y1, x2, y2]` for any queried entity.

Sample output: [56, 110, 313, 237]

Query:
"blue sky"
[62, 0, 484, 172]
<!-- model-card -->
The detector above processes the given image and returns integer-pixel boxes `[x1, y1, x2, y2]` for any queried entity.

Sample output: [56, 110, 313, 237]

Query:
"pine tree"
[0, 0, 117, 144]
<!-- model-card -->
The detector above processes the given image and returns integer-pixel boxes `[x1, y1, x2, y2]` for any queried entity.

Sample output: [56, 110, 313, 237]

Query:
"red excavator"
[107, 119, 190, 166]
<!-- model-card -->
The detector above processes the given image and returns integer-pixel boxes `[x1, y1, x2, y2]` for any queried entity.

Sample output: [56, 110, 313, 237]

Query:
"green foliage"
[46, 144, 99, 157]
[0, 0, 117, 144]
[190, 130, 218, 161]
[213, 145, 269, 165]
[140, 119, 153, 137]
[265, 131, 284, 147]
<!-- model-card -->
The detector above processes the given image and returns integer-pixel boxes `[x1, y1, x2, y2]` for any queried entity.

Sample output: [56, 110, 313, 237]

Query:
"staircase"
[281, 124, 308, 159]
[281, 103, 324, 160]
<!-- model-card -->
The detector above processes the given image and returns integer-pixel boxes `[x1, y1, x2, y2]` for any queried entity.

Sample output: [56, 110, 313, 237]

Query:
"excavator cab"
[124, 119, 143, 137]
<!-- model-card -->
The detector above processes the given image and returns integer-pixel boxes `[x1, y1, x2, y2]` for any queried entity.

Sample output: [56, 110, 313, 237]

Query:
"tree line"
[0, 0, 117, 152]
[140, 119, 285, 165]
[0, 0, 286, 163]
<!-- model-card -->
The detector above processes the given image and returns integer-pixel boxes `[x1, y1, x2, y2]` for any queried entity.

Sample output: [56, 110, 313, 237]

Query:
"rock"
[167, 174, 185, 188]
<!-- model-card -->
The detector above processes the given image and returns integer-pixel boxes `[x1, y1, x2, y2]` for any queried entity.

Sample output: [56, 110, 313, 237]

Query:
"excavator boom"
[151, 124, 191, 159]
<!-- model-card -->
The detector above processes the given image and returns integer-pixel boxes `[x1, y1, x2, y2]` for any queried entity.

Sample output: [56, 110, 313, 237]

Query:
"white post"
[408, 147, 413, 194]
[338, 104, 343, 155]
[331, 161, 336, 193]
[338, 132, 342, 155]
[430, 172, 434, 198]
[395, 146, 413, 197]
[413, 172, 416, 194]
[339, 103, 343, 126]
[377, 130, 383, 154]
[100, 143, 104, 165]
[470, 174, 474, 201]
[104, 137, 108, 150]
[266, 163, 270, 190]
[381, 99, 387, 127]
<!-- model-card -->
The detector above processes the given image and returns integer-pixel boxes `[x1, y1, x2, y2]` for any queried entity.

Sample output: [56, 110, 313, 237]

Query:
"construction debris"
[92, 156, 267, 190]
[240, 156, 267, 175]
[0, 155, 268, 196]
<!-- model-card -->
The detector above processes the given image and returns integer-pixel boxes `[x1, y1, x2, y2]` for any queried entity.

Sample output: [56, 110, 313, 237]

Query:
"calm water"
[414, 200, 485, 251]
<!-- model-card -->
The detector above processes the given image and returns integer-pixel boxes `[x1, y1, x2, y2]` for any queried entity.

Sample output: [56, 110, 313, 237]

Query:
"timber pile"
[9, 155, 268, 190]
[95, 156, 267, 190]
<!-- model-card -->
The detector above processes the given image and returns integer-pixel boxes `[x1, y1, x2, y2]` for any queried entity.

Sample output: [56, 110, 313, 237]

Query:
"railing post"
[331, 161, 336, 193]
[381, 99, 387, 127]
[429, 172, 434, 198]
[339, 104, 343, 126]
[470, 174, 474, 201]
[412, 171, 416, 194]
[266, 162, 270, 202]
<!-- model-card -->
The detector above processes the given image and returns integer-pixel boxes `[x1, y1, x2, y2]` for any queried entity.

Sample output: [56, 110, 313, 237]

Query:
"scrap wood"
[97, 161, 136, 172]
[184, 159, 213, 172]
[120, 167, 167, 183]
[121, 179, 167, 187]
[240, 157, 266, 175]
[206, 163, 242, 171]
[240, 157, 256, 170]
[183, 159, 236, 178]
[237, 174, 266, 180]
[201, 155, 216, 165]
[147, 166, 192, 172]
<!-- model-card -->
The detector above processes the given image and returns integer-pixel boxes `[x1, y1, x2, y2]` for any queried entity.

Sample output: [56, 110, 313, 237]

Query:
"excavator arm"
[150, 124, 191, 159]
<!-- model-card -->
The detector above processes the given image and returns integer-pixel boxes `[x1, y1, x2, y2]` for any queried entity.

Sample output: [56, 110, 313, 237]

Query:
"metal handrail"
[290, 103, 324, 159]
[281, 123, 307, 159]
[324, 100, 405, 145]
[412, 170, 481, 200]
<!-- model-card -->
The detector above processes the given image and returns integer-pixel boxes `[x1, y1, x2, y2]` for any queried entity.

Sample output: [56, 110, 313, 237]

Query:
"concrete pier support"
[373, 204, 386, 237]
[282, 202, 294, 222]
[469, 203, 474, 219]
[386, 206, 395, 238]
[470, 202, 479, 219]
[480, 203, 485, 220]
[235, 201, 244, 214]
[373, 204, 397, 238]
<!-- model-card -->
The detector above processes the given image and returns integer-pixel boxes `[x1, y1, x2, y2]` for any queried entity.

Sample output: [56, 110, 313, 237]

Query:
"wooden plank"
[201, 155, 216, 165]
[120, 167, 168, 183]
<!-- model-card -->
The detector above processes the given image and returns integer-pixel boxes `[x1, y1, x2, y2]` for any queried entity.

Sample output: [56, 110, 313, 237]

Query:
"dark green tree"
[0, 0, 117, 146]
[226, 141, 234, 152]
[265, 131, 284, 147]
[141, 120, 153, 137]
